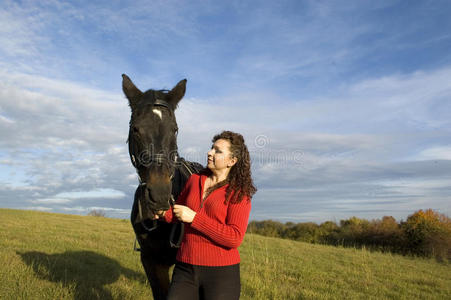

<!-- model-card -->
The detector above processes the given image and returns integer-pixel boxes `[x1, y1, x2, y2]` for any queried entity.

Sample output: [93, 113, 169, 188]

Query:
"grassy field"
[1, 208, 450, 299]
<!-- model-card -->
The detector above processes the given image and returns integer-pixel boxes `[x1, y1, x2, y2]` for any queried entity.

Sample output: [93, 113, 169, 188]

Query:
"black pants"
[167, 261, 241, 300]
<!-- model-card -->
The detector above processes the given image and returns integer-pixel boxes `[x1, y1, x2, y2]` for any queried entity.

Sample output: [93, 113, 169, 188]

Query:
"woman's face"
[207, 139, 237, 172]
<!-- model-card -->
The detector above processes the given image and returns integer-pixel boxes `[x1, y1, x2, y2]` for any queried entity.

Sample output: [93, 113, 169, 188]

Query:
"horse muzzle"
[145, 183, 173, 212]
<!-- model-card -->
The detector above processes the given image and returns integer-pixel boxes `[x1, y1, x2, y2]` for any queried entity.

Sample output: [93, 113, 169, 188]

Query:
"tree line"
[247, 209, 451, 261]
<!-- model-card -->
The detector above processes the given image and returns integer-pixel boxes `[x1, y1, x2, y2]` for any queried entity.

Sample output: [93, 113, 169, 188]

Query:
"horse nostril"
[146, 188, 156, 203]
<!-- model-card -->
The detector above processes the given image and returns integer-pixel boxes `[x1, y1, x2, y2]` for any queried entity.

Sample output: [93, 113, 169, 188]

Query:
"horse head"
[122, 74, 186, 218]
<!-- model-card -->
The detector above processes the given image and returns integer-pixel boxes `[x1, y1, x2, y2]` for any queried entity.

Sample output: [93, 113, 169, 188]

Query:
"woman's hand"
[173, 205, 196, 223]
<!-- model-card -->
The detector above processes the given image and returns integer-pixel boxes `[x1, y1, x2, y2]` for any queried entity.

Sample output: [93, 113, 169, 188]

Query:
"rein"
[133, 157, 198, 251]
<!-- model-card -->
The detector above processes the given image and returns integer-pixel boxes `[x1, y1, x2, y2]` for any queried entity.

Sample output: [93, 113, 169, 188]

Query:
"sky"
[0, 0, 450, 223]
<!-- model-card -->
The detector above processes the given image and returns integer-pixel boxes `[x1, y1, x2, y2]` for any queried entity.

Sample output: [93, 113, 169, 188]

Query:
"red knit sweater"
[163, 173, 251, 266]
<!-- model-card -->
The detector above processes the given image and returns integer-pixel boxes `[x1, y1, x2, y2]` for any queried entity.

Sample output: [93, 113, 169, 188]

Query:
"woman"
[156, 130, 257, 300]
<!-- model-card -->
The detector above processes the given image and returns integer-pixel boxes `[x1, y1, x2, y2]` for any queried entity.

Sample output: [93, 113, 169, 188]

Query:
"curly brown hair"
[201, 131, 257, 203]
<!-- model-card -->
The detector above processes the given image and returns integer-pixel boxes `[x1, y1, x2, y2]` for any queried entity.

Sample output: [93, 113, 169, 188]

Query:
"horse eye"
[174, 128, 178, 136]
[132, 127, 139, 135]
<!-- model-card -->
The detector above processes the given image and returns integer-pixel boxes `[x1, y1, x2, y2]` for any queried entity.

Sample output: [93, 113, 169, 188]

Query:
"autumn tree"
[402, 209, 451, 260]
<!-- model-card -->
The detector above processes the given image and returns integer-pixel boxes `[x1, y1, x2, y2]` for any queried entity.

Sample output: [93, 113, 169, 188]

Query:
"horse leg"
[141, 252, 171, 300]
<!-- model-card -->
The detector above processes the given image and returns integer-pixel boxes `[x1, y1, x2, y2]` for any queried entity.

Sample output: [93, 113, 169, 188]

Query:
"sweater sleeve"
[191, 197, 251, 249]
[162, 206, 175, 223]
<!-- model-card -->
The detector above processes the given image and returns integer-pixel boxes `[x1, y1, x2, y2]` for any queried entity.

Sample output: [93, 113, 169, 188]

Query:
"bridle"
[129, 98, 179, 232]
[129, 98, 179, 186]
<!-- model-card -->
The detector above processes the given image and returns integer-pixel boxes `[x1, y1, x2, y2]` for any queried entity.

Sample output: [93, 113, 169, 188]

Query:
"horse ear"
[122, 74, 143, 108]
[168, 79, 187, 108]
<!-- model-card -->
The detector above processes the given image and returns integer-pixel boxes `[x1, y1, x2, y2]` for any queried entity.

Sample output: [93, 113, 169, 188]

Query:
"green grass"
[1, 209, 450, 299]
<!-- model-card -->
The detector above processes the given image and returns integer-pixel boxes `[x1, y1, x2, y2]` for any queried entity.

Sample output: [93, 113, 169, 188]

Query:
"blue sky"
[1, 0, 450, 223]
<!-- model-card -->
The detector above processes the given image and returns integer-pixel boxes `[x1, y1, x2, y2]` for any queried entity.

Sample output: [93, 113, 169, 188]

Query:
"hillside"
[1, 208, 450, 299]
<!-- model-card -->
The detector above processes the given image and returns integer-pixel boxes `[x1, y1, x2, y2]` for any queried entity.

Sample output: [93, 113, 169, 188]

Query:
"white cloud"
[0, 114, 14, 124]
[20, 206, 53, 212]
[377, 178, 451, 191]
[31, 198, 72, 204]
[55, 189, 126, 200]
[0, 4, 41, 58]
[0, 71, 129, 152]
[414, 146, 451, 161]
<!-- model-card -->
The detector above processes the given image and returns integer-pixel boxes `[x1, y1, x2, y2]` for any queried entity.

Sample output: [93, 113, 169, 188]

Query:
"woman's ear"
[228, 157, 238, 168]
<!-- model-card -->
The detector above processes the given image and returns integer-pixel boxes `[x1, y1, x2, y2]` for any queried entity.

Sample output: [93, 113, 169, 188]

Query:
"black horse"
[122, 74, 202, 300]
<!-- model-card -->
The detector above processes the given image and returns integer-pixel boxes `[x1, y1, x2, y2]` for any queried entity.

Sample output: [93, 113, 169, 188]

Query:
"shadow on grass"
[17, 250, 146, 299]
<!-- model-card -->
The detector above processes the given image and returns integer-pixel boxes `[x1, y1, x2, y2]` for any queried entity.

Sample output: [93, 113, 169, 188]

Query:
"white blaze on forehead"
[152, 108, 163, 120]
